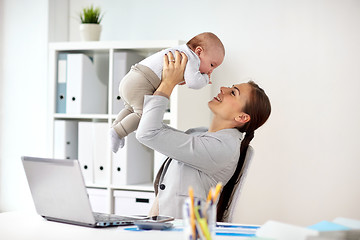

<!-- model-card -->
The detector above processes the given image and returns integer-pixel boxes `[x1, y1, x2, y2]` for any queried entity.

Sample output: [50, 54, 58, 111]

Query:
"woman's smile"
[214, 94, 222, 102]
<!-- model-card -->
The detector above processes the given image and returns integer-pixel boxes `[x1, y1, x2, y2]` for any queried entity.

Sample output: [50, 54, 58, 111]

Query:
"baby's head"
[187, 32, 225, 75]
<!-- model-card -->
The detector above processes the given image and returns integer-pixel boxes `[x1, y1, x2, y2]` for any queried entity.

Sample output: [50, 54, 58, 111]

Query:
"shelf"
[84, 184, 108, 189]
[110, 112, 171, 122]
[49, 40, 184, 55]
[110, 182, 154, 192]
[85, 183, 154, 192]
[53, 113, 109, 121]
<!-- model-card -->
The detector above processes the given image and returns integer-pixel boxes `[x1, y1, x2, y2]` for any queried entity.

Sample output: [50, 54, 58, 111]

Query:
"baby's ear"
[194, 46, 203, 56]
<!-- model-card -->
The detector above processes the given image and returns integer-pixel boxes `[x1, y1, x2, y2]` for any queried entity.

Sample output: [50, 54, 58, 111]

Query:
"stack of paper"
[256, 217, 360, 240]
[216, 222, 259, 237]
[307, 218, 360, 240]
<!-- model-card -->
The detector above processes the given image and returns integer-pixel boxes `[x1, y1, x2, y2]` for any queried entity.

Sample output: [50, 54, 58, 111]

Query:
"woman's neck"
[208, 117, 237, 132]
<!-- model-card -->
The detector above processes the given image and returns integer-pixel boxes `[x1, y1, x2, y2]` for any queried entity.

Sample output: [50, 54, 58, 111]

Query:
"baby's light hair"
[187, 32, 225, 56]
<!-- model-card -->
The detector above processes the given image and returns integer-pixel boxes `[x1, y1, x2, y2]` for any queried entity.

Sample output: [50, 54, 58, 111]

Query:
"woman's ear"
[235, 113, 251, 124]
[194, 46, 203, 57]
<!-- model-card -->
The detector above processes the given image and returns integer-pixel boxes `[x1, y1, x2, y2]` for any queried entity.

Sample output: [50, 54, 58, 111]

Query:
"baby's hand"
[208, 73, 212, 84]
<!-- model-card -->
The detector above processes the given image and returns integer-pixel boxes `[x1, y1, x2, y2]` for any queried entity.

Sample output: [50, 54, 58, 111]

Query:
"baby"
[111, 32, 225, 152]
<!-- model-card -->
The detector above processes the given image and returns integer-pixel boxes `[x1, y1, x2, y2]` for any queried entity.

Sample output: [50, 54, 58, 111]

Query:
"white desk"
[0, 211, 252, 240]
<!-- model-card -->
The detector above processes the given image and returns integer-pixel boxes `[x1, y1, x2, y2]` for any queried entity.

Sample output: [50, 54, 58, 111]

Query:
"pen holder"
[183, 198, 216, 240]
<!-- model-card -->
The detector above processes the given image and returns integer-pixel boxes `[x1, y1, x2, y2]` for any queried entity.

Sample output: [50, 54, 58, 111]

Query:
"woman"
[136, 51, 271, 222]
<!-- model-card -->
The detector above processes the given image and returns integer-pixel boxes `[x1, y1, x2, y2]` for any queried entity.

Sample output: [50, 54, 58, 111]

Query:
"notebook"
[21, 156, 145, 227]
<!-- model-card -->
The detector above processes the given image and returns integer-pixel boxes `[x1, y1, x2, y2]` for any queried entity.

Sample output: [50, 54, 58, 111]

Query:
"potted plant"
[79, 5, 104, 41]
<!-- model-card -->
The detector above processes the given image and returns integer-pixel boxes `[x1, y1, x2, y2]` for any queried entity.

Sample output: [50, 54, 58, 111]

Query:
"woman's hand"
[154, 51, 188, 98]
[162, 51, 188, 86]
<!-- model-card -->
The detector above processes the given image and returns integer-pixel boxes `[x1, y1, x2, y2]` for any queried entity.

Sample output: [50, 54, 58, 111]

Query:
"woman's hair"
[216, 81, 271, 222]
[186, 32, 225, 56]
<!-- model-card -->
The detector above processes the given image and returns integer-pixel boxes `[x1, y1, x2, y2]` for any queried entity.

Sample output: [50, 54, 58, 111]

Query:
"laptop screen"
[21, 156, 96, 225]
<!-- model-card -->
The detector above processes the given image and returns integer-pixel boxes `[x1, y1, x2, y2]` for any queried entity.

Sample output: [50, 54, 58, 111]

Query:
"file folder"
[112, 52, 144, 114]
[56, 53, 67, 113]
[66, 54, 107, 114]
[78, 122, 95, 185]
[112, 132, 153, 186]
[53, 120, 78, 160]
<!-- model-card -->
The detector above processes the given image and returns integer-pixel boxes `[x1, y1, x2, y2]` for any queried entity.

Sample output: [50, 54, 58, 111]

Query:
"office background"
[0, 0, 359, 226]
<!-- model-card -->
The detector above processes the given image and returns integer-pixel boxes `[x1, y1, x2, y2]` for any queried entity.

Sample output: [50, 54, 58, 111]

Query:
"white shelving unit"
[48, 41, 211, 215]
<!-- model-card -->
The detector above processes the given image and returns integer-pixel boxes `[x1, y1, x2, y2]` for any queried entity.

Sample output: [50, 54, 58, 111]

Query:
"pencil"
[188, 186, 196, 239]
[206, 188, 213, 203]
[212, 182, 223, 202]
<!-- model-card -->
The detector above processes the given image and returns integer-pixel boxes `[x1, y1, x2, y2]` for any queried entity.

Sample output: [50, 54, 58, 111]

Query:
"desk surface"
[0, 211, 253, 240]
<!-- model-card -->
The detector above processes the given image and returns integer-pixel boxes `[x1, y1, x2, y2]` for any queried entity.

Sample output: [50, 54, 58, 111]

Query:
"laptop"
[21, 156, 145, 227]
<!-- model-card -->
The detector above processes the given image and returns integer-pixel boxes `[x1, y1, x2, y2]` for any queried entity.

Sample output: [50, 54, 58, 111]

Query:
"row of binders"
[54, 120, 153, 186]
[56, 51, 144, 115]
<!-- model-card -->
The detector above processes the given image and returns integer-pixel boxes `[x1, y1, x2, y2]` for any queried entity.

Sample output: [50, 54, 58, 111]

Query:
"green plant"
[80, 5, 104, 24]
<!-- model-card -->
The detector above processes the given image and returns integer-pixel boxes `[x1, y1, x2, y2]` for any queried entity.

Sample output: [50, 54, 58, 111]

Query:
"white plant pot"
[80, 24, 102, 41]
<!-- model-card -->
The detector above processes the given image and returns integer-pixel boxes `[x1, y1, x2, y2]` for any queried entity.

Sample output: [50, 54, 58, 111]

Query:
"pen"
[194, 206, 211, 240]
[195, 221, 206, 240]
[188, 186, 196, 239]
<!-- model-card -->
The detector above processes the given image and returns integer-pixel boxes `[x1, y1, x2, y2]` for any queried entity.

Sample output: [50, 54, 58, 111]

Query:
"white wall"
[0, 0, 49, 211]
[234, 0, 360, 225]
[1, 0, 359, 227]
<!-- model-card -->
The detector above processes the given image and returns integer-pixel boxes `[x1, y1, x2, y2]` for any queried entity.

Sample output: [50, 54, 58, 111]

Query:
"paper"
[333, 217, 360, 230]
[256, 220, 318, 240]
[308, 220, 350, 231]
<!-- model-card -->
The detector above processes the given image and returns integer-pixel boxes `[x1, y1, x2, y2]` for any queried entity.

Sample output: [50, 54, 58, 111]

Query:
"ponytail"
[216, 131, 254, 221]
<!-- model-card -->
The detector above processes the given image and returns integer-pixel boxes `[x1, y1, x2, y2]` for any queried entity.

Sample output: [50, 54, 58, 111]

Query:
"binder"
[66, 54, 107, 114]
[112, 138, 127, 185]
[78, 122, 94, 185]
[112, 132, 153, 186]
[93, 122, 109, 185]
[56, 53, 67, 113]
[112, 52, 144, 114]
[78, 122, 109, 185]
[53, 120, 78, 160]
